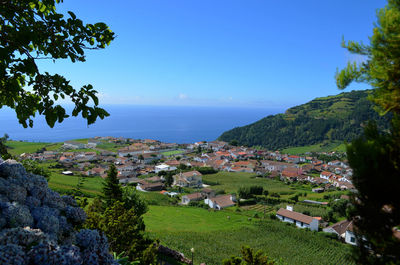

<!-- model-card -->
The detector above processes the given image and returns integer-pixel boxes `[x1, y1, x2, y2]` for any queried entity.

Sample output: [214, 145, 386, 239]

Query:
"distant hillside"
[218, 90, 390, 150]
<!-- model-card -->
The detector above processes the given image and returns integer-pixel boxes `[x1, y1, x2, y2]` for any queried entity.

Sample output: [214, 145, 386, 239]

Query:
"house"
[87, 139, 99, 148]
[204, 194, 236, 210]
[323, 219, 353, 240]
[260, 160, 292, 172]
[281, 167, 302, 181]
[59, 156, 72, 163]
[155, 163, 177, 173]
[276, 206, 319, 231]
[85, 167, 107, 177]
[63, 141, 85, 149]
[344, 222, 358, 245]
[320, 171, 334, 180]
[287, 155, 300, 163]
[312, 187, 325, 193]
[181, 192, 204, 205]
[173, 170, 203, 188]
[136, 181, 164, 192]
[201, 188, 215, 199]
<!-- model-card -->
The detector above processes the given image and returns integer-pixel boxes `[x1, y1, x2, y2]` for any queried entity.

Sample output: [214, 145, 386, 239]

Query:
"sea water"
[0, 105, 282, 143]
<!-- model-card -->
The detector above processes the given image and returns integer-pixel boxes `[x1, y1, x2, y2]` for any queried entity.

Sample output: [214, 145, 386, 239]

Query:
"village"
[15, 136, 360, 247]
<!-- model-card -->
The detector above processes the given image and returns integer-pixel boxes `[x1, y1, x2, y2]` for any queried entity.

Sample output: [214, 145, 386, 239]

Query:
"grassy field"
[281, 141, 346, 155]
[161, 150, 185, 156]
[202, 172, 294, 194]
[6, 141, 63, 155]
[96, 142, 129, 152]
[48, 173, 103, 197]
[145, 206, 355, 265]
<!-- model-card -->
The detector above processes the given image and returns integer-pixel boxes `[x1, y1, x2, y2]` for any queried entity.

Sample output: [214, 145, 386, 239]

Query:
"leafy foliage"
[0, 0, 114, 128]
[0, 134, 11, 159]
[21, 159, 51, 181]
[86, 178, 155, 263]
[100, 201, 151, 261]
[218, 90, 390, 149]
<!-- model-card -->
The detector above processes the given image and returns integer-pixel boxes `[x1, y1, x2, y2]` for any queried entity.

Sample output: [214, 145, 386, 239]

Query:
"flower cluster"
[0, 160, 117, 265]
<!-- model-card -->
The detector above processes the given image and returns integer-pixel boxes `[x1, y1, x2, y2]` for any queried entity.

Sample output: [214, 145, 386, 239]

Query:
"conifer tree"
[103, 164, 123, 207]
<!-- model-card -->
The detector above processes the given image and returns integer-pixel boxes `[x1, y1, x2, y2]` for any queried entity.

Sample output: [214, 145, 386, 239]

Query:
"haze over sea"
[0, 105, 282, 143]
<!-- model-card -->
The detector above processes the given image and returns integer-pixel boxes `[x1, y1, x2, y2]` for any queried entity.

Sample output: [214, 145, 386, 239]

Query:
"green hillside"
[218, 90, 390, 150]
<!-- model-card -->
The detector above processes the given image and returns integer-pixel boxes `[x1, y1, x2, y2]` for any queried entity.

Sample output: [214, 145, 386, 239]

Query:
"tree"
[336, 1, 400, 263]
[122, 186, 148, 217]
[1, 0, 114, 128]
[229, 140, 239, 146]
[164, 172, 174, 187]
[85, 188, 156, 263]
[21, 159, 51, 181]
[103, 164, 123, 207]
[99, 201, 155, 262]
[0, 134, 11, 159]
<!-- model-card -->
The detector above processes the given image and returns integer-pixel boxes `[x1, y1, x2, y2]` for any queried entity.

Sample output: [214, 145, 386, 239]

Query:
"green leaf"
[68, 11, 76, 19]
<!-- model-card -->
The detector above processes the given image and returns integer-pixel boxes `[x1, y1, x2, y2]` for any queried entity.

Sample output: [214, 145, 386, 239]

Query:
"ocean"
[0, 105, 282, 143]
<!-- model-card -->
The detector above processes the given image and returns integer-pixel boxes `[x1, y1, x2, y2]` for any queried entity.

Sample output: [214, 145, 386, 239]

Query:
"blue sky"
[38, 0, 386, 109]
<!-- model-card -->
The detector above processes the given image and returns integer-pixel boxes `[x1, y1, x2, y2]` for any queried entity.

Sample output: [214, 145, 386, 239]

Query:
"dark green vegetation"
[219, 90, 390, 150]
[85, 184, 156, 263]
[336, 1, 400, 263]
[222, 246, 275, 265]
[102, 164, 123, 207]
[1, 0, 114, 128]
[144, 206, 355, 265]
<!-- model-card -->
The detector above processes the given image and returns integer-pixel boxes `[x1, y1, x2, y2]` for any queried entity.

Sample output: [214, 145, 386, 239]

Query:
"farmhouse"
[276, 206, 319, 231]
[323, 219, 352, 240]
[136, 182, 164, 192]
[181, 192, 204, 205]
[204, 194, 236, 210]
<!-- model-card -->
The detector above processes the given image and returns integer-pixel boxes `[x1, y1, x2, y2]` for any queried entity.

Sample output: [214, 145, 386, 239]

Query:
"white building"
[345, 223, 358, 245]
[204, 194, 235, 210]
[276, 206, 319, 231]
[155, 163, 177, 173]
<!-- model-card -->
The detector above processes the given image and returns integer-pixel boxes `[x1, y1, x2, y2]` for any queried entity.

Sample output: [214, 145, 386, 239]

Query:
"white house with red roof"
[276, 206, 319, 231]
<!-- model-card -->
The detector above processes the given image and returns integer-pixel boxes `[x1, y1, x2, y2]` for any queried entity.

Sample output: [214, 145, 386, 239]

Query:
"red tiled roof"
[276, 208, 315, 224]
[325, 219, 352, 235]
[211, 195, 235, 208]
[185, 193, 203, 200]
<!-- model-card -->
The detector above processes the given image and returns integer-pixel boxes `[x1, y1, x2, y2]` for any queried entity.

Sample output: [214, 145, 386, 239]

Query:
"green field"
[203, 172, 294, 194]
[48, 171, 103, 197]
[161, 150, 185, 156]
[6, 141, 63, 155]
[281, 141, 346, 155]
[96, 142, 129, 152]
[144, 206, 355, 265]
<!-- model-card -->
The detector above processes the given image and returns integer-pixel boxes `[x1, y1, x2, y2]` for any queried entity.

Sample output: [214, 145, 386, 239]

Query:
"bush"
[270, 192, 280, 198]
[195, 167, 217, 175]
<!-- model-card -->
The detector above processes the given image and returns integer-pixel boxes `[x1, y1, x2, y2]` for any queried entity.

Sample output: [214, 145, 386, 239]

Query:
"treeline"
[218, 90, 391, 150]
